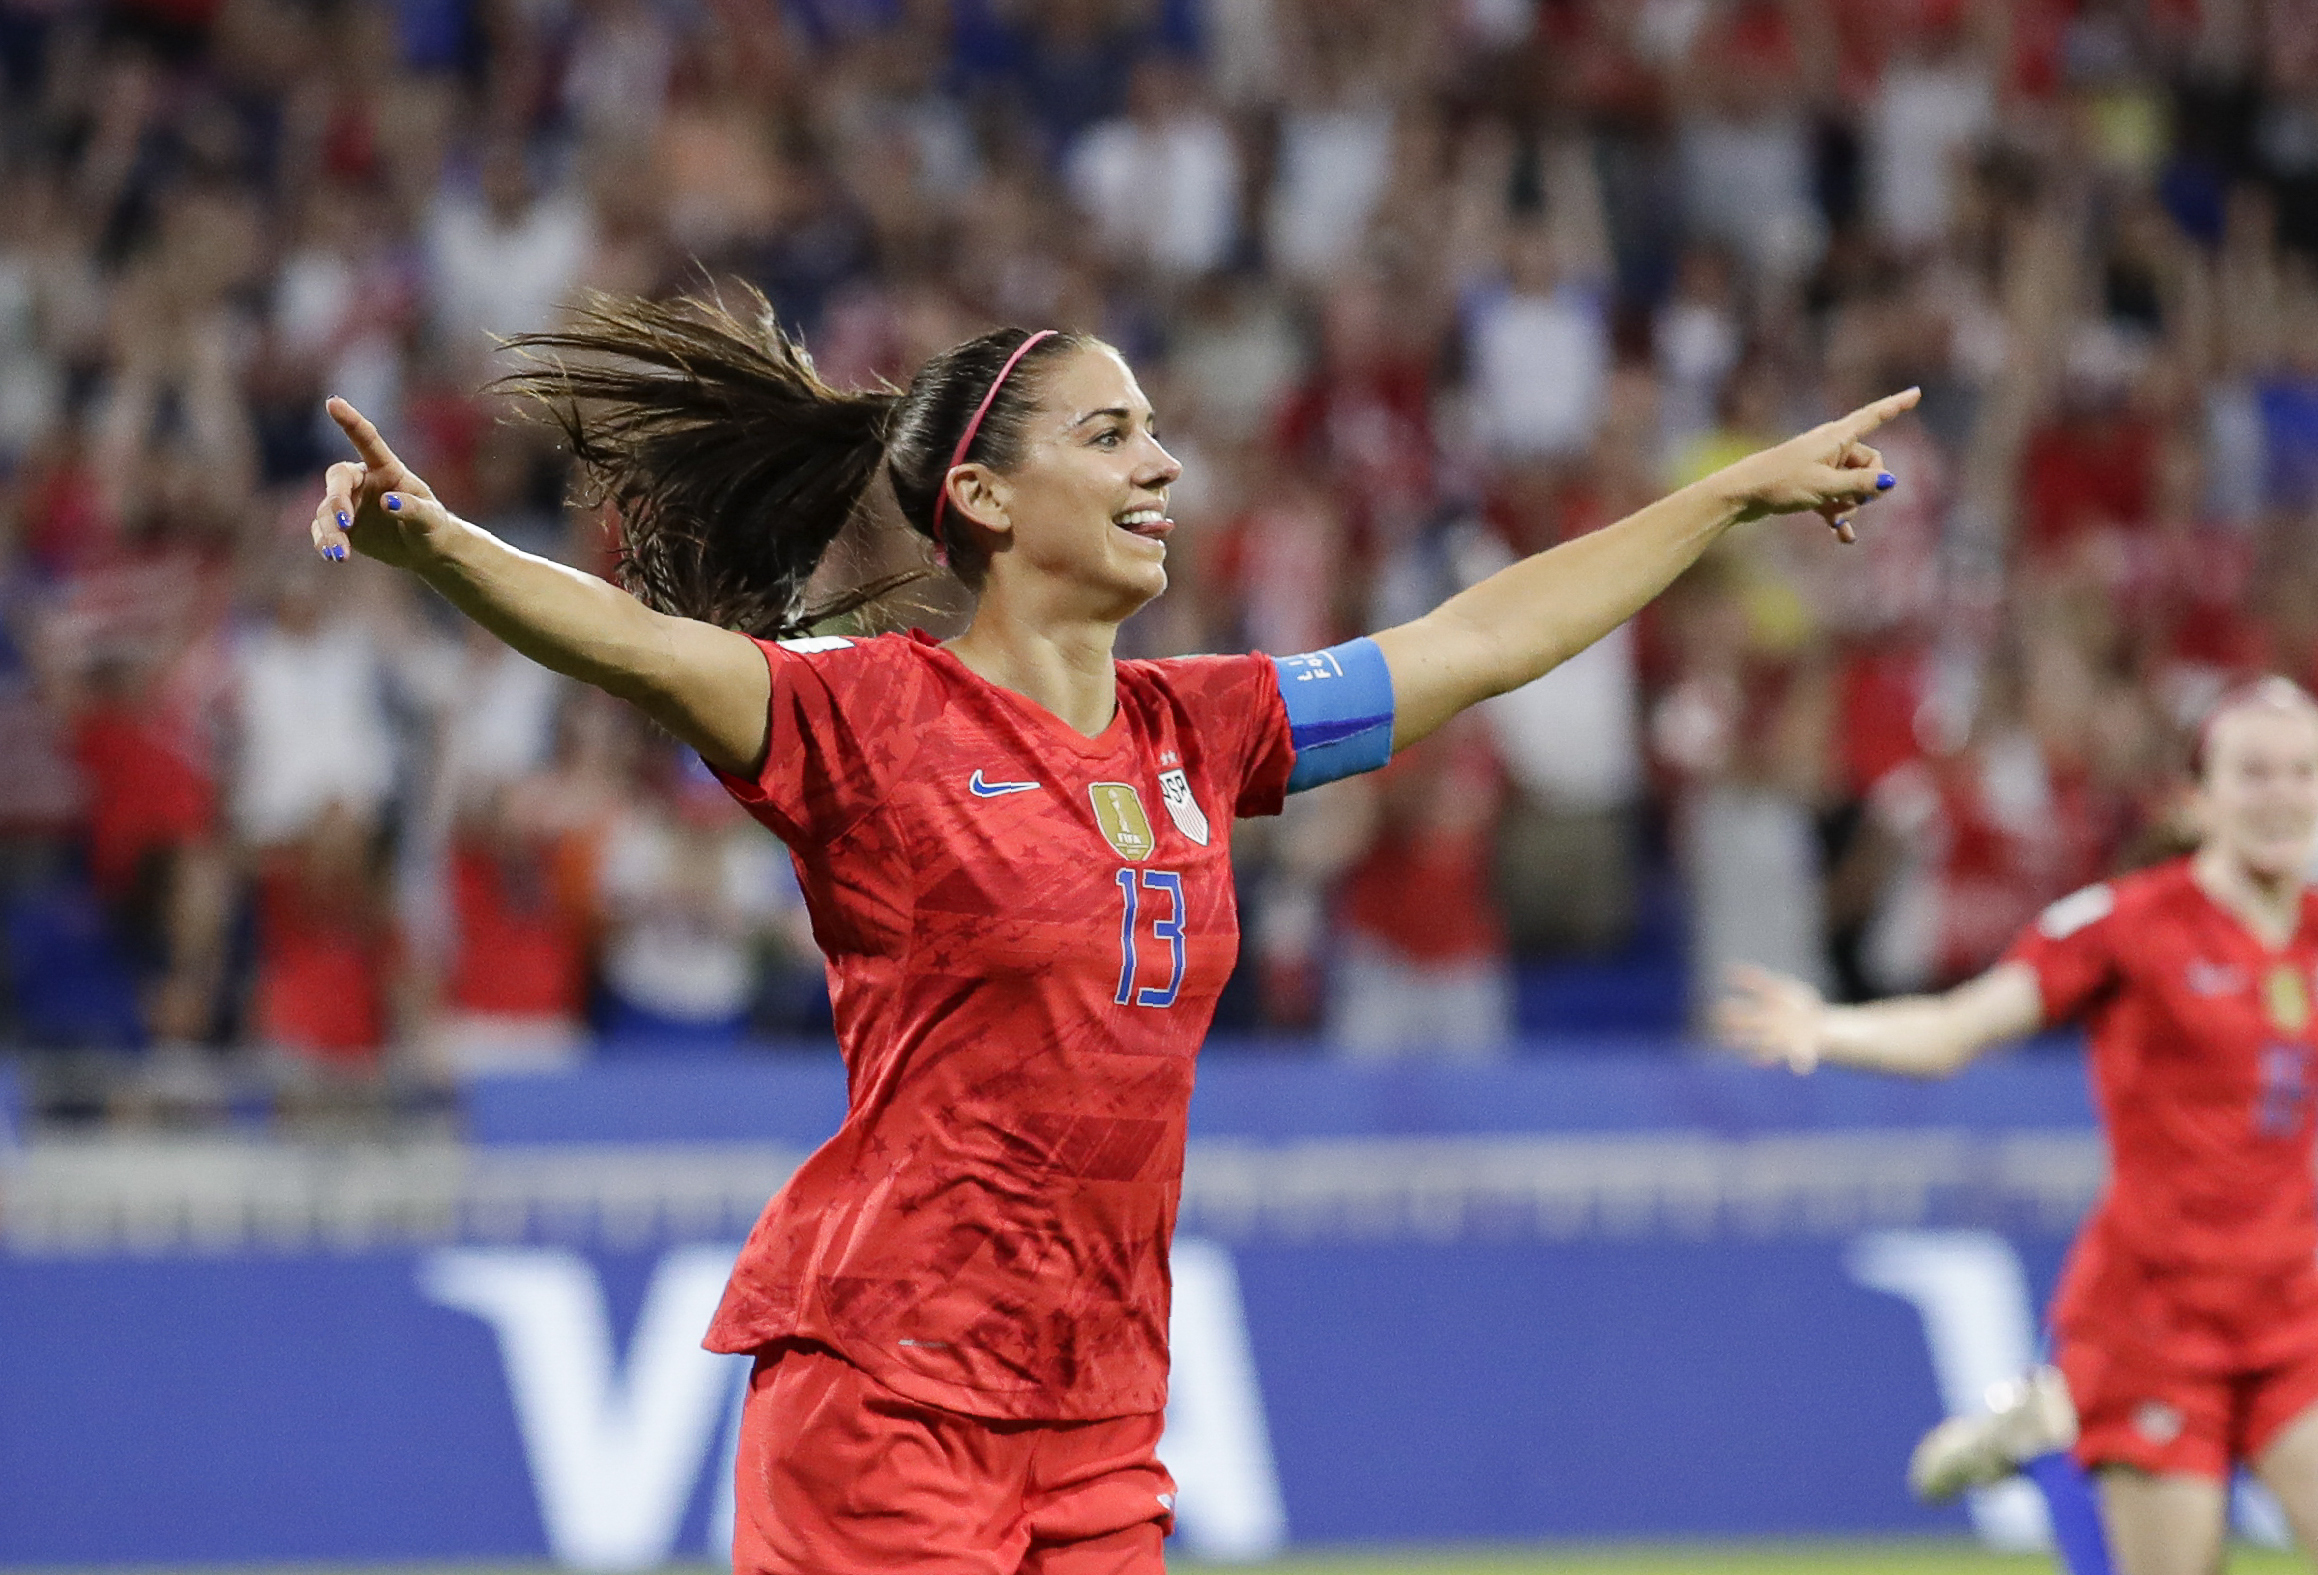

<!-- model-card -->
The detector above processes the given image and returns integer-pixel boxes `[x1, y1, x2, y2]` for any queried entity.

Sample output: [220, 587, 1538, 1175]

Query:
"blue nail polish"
[384, 494, 401, 512]
[1876, 472, 1897, 492]
[330, 545, 346, 560]
[336, 511, 349, 528]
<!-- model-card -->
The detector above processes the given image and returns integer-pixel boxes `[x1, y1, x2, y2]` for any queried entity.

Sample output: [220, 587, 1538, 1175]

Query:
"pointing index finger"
[327, 396, 404, 474]
[1839, 386, 1922, 441]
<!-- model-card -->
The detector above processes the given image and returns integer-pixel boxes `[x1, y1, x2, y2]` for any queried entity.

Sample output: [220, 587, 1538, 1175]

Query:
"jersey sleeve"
[1149, 652, 1297, 819]
[704, 635, 934, 846]
[2002, 882, 2124, 1025]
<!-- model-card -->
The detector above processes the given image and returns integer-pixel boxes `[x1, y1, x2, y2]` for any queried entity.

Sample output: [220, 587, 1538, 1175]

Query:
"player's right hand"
[1712, 963, 1827, 1074]
[310, 397, 453, 569]
[1718, 386, 1921, 542]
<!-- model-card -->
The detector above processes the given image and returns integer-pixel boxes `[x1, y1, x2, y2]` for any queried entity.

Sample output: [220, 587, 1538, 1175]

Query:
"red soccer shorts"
[732, 1342, 1176, 1575]
[2055, 1247, 2318, 1480]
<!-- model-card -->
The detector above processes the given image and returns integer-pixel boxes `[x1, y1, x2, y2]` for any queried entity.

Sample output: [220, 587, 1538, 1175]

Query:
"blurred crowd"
[1, 0, 2315, 1117]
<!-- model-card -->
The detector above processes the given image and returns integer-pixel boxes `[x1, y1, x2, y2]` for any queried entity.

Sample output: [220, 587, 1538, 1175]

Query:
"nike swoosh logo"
[968, 770, 1041, 797]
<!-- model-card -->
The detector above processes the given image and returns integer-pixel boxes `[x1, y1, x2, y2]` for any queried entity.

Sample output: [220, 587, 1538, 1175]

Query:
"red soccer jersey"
[2006, 859, 2318, 1283]
[703, 631, 1294, 1421]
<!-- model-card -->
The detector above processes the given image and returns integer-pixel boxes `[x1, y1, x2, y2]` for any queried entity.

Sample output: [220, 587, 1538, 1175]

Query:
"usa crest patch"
[1157, 768, 1210, 846]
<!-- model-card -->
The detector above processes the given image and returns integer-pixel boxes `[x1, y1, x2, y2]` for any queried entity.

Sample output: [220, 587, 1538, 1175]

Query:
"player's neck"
[944, 601, 1120, 739]
[2191, 845, 2306, 951]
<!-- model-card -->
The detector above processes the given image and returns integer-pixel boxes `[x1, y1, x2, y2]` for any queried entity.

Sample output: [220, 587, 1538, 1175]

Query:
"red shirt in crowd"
[1833, 644, 1932, 799]
[1338, 726, 1506, 967]
[69, 704, 216, 896]
[445, 840, 590, 1018]
[252, 857, 398, 1067]
[2019, 411, 2158, 559]
[703, 631, 1293, 1421]
[1274, 356, 1435, 543]
[2008, 860, 2318, 1296]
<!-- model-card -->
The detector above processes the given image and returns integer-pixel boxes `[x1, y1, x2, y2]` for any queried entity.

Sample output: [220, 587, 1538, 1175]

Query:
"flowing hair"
[496, 287, 1090, 637]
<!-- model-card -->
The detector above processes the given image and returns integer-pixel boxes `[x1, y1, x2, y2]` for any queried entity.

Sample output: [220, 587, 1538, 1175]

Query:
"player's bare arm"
[312, 397, 772, 776]
[1371, 387, 1920, 751]
[1713, 959, 2046, 1079]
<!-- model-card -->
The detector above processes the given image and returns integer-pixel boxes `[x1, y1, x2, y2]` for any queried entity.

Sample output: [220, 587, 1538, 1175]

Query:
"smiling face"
[2199, 693, 2318, 882]
[943, 343, 1181, 620]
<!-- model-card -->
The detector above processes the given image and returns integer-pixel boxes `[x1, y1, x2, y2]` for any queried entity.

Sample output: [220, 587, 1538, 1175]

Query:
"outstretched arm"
[1370, 388, 1919, 750]
[1713, 961, 2047, 1080]
[310, 398, 771, 775]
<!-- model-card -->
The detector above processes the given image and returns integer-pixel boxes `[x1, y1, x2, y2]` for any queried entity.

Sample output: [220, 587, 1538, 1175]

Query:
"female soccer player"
[312, 294, 1912, 1575]
[1719, 679, 2318, 1575]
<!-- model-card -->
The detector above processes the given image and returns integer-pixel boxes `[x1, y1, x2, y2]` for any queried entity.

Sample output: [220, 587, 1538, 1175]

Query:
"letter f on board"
[1848, 1230, 2049, 1551]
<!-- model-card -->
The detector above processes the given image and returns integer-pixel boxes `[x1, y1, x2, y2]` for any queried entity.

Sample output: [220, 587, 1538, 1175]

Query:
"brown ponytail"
[500, 289, 1091, 633]
[497, 287, 909, 638]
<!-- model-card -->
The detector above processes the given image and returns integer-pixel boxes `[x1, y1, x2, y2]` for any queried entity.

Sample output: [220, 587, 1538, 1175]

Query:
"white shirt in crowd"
[561, 0, 675, 153]
[1867, 60, 1995, 248]
[1678, 110, 1823, 280]
[439, 642, 563, 792]
[233, 621, 396, 844]
[1482, 625, 1643, 812]
[1266, 107, 1394, 278]
[1465, 281, 1610, 459]
[596, 816, 799, 1024]
[1067, 111, 1241, 277]
[1683, 783, 1833, 1013]
[1653, 295, 1740, 452]
[424, 184, 593, 358]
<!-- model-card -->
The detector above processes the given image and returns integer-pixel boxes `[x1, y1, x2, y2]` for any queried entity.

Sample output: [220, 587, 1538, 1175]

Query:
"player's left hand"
[1719, 386, 1921, 543]
[1711, 963, 1827, 1075]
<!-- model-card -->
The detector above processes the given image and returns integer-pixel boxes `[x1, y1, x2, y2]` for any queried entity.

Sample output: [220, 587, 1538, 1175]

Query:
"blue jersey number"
[2258, 1043, 2314, 1137]
[1113, 868, 1186, 1008]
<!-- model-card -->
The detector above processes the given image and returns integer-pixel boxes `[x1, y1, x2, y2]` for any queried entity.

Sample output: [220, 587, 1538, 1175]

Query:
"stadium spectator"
[423, 139, 594, 367]
[1064, 54, 1240, 280]
[429, 779, 593, 1077]
[1473, 534, 1646, 954]
[0, 0, 2316, 1123]
[1463, 215, 1611, 462]
[229, 564, 395, 849]
[1863, 13, 1997, 251]
[1328, 715, 1514, 1058]
[1653, 244, 1744, 455]
[1263, 1, 1403, 279]
[593, 753, 809, 1049]
[247, 799, 401, 1080]
[1651, 562, 1835, 1012]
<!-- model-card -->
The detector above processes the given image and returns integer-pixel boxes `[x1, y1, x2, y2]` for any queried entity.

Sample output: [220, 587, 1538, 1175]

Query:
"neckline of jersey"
[2182, 858, 2317, 958]
[908, 629, 1132, 758]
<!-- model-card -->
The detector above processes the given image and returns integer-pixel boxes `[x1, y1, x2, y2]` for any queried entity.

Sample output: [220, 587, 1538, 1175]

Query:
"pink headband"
[929, 329, 1058, 565]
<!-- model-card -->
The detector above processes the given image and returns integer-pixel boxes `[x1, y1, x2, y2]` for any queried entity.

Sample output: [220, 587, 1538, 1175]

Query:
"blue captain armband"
[1272, 637, 1396, 793]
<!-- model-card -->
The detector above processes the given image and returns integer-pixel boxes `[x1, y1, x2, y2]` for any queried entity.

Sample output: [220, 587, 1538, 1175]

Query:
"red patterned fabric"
[733, 1342, 1171, 1574]
[705, 631, 1293, 1421]
[2008, 860, 2318, 1281]
[2013, 859, 2318, 1469]
[2057, 1237, 2318, 1479]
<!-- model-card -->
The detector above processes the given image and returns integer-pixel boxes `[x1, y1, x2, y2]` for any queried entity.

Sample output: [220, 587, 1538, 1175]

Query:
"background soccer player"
[311, 293, 1912, 1575]
[1719, 680, 2318, 1575]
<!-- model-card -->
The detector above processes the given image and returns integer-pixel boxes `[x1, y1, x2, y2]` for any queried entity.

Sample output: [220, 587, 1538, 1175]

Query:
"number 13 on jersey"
[1114, 869, 1186, 1008]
